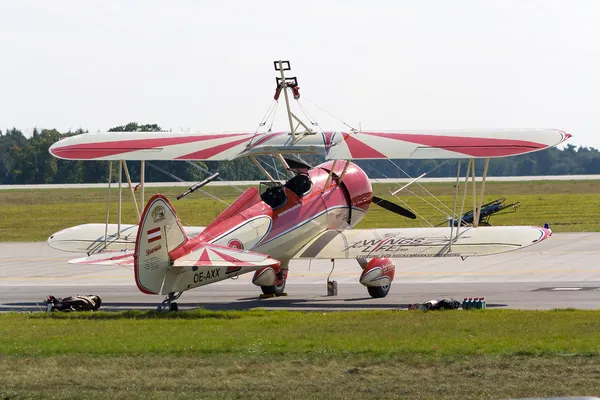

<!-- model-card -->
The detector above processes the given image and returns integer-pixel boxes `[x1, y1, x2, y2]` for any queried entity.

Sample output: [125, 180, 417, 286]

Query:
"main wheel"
[368, 284, 391, 299]
[169, 302, 179, 312]
[261, 279, 286, 296]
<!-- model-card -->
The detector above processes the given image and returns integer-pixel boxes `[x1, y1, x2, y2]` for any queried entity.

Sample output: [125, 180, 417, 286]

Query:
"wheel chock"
[258, 292, 288, 299]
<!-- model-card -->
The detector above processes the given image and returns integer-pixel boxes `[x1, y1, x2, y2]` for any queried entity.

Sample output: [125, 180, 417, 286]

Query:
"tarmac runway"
[1, 232, 599, 311]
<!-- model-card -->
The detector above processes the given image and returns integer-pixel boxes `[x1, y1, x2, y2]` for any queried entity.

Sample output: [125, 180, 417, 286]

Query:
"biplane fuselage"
[208, 160, 372, 264]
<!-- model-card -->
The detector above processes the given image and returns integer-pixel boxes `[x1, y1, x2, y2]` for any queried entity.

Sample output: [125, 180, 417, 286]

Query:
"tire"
[261, 279, 286, 296]
[169, 302, 179, 312]
[368, 283, 391, 299]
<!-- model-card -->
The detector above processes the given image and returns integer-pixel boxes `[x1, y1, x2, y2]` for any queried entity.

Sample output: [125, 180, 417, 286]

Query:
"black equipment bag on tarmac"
[424, 298, 461, 311]
[45, 295, 102, 312]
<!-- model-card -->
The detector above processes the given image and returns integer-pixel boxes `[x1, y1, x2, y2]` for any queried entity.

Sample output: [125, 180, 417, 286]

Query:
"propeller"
[372, 196, 417, 219]
[282, 158, 415, 220]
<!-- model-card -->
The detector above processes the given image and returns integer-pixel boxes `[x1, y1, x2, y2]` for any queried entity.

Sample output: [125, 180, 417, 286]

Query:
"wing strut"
[448, 157, 491, 250]
[449, 160, 461, 251]
[250, 155, 276, 183]
[140, 161, 145, 214]
[475, 159, 490, 225]
[103, 161, 113, 250]
[122, 161, 141, 222]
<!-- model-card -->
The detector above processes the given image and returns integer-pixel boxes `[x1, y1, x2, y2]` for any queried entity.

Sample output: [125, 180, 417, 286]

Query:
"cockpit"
[284, 173, 312, 197]
[260, 174, 312, 210]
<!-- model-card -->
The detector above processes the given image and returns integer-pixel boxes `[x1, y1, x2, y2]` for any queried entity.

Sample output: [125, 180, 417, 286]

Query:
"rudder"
[135, 194, 187, 294]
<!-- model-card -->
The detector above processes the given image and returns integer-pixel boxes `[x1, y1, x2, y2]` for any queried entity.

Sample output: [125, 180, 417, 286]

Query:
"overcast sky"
[1, 0, 598, 149]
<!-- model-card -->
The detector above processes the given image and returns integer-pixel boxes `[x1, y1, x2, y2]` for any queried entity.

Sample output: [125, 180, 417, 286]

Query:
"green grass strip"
[1, 309, 600, 357]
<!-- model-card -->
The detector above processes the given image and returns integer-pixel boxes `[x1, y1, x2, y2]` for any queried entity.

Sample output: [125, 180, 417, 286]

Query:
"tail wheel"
[261, 278, 286, 296]
[368, 283, 391, 299]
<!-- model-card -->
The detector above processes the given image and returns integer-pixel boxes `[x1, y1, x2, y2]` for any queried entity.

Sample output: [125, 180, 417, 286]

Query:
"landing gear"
[261, 277, 286, 296]
[260, 270, 287, 296]
[157, 292, 183, 312]
[368, 283, 391, 299]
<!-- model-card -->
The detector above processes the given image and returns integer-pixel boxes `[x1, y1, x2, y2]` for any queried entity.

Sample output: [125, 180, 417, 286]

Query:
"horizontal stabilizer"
[68, 250, 134, 266]
[173, 243, 280, 269]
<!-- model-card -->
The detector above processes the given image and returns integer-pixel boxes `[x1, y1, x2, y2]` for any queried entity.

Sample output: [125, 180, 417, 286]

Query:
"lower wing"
[294, 226, 551, 259]
[68, 250, 135, 266]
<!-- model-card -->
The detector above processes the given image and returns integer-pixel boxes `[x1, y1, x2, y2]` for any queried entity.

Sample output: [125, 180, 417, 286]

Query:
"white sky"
[1, 0, 599, 149]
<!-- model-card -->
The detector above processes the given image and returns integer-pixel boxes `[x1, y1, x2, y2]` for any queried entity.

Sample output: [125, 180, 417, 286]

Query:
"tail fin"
[135, 194, 188, 294]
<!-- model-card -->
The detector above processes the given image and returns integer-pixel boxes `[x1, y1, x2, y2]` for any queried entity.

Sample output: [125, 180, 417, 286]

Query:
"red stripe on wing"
[51, 133, 250, 159]
[176, 137, 251, 160]
[361, 132, 547, 157]
[341, 132, 386, 159]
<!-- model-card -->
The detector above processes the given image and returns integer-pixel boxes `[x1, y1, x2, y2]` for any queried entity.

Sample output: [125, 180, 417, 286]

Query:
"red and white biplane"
[47, 61, 569, 311]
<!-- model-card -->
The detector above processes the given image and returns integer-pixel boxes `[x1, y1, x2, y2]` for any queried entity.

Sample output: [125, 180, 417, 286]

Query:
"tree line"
[1, 122, 599, 185]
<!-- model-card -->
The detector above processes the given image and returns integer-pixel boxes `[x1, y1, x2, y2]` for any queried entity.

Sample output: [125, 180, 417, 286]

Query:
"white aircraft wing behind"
[68, 250, 135, 266]
[294, 226, 552, 259]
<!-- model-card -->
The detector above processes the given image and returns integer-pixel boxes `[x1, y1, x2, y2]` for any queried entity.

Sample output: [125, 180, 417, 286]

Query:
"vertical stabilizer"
[135, 194, 187, 294]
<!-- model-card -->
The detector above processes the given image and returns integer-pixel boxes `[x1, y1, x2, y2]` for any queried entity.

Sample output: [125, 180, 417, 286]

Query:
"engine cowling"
[359, 258, 395, 287]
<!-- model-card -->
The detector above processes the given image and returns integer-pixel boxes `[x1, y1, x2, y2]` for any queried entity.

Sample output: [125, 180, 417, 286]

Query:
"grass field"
[1, 180, 600, 241]
[1, 309, 600, 399]
[2, 182, 600, 398]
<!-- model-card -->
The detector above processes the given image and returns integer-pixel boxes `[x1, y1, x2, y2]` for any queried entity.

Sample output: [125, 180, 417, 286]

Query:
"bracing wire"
[269, 156, 282, 181]
[255, 100, 278, 133]
[364, 164, 434, 227]
[403, 188, 453, 218]
[248, 100, 279, 148]
[296, 100, 323, 133]
[145, 162, 231, 207]
[386, 159, 454, 215]
[255, 156, 284, 181]
[184, 161, 245, 193]
[267, 101, 279, 132]
[302, 96, 357, 132]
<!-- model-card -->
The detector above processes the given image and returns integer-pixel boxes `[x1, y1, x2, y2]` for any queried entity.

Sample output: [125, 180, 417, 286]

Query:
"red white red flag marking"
[147, 227, 162, 243]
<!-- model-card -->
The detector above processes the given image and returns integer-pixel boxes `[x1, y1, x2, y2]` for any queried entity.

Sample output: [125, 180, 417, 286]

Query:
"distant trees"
[1, 123, 599, 184]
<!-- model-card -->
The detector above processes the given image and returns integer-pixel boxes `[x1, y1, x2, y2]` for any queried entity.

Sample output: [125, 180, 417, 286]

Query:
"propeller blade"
[372, 196, 417, 219]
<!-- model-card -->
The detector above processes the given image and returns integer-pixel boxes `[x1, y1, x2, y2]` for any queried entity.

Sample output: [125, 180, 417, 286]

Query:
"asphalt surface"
[1, 232, 599, 311]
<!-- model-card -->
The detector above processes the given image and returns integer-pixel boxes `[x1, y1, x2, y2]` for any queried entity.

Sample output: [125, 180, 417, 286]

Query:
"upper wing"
[49, 129, 569, 161]
[173, 242, 280, 268]
[323, 129, 570, 160]
[294, 226, 551, 259]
